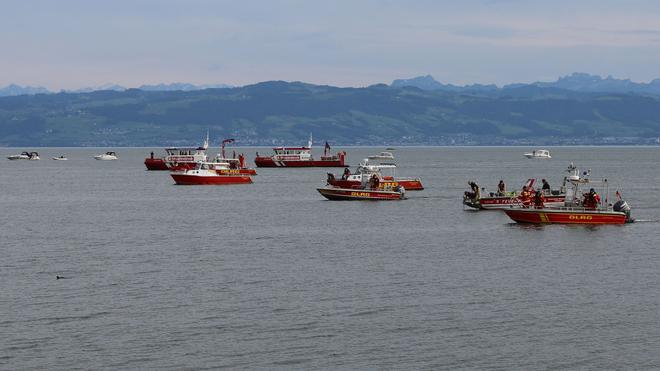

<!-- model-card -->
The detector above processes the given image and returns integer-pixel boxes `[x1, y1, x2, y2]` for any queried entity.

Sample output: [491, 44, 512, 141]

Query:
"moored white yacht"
[368, 151, 395, 160]
[94, 151, 118, 160]
[524, 149, 551, 159]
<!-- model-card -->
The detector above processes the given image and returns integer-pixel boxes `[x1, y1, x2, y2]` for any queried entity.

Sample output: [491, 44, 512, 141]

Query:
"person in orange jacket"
[582, 188, 601, 209]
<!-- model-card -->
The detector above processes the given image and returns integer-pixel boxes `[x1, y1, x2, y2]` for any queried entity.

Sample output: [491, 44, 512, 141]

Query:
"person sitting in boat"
[465, 181, 480, 200]
[541, 179, 551, 193]
[342, 167, 351, 180]
[533, 188, 545, 208]
[582, 188, 601, 209]
[497, 180, 506, 196]
[369, 174, 380, 189]
[518, 185, 533, 207]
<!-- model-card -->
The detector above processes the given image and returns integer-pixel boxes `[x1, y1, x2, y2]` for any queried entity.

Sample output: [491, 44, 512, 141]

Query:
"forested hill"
[1, 81, 660, 146]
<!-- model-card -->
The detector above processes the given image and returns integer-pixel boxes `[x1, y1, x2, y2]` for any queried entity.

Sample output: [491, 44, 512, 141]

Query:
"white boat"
[7, 151, 39, 160]
[52, 155, 68, 161]
[524, 149, 551, 159]
[368, 151, 395, 160]
[94, 151, 118, 160]
[7, 152, 30, 160]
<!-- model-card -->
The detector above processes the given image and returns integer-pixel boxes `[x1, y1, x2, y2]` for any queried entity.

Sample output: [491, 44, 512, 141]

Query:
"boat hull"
[328, 178, 424, 191]
[144, 158, 169, 170]
[171, 173, 253, 185]
[154, 160, 257, 175]
[317, 187, 404, 200]
[255, 157, 346, 167]
[504, 208, 627, 224]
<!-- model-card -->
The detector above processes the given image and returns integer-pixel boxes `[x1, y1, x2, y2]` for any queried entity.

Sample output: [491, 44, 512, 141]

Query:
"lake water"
[1, 146, 660, 370]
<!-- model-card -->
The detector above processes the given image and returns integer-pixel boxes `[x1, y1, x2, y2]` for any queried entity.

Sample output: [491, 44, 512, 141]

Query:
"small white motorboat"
[52, 155, 68, 161]
[368, 151, 395, 160]
[524, 149, 551, 159]
[8, 151, 40, 160]
[94, 151, 118, 160]
[7, 151, 31, 160]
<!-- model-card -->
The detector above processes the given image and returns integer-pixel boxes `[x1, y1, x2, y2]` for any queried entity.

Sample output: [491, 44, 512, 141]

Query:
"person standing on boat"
[533, 188, 545, 208]
[370, 174, 380, 189]
[541, 179, 551, 193]
[342, 167, 351, 180]
[466, 181, 480, 200]
[583, 188, 601, 209]
[497, 180, 506, 196]
[519, 186, 532, 207]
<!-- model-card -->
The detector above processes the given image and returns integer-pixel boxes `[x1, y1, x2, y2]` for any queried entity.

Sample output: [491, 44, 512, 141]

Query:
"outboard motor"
[613, 199, 633, 222]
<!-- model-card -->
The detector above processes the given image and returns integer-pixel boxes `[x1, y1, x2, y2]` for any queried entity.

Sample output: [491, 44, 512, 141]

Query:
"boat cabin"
[164, 147, 208, 163]
[271, 146, 312, 161]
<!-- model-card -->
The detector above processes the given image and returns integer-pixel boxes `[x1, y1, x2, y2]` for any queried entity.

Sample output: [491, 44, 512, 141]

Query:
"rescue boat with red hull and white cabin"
[326, 158, 424, 190]
[318, 174, 406, 201]
[254, 135, 346, 167]
[504, 163, 633, 225]
[170, 161, 253, 185]
[146, 133, 210, 171]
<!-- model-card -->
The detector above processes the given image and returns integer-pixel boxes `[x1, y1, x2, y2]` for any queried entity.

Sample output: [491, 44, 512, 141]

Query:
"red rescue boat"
[255, 134, 346, 167]
[318, 176, 406, 201]
[504, 163, 634, 225]
[144, 156, 169, 170]
[327, 159, 424, 191]
[147, 133, 210, 171]
[504, 208, 628, 224]
[170, 162, 253, 185]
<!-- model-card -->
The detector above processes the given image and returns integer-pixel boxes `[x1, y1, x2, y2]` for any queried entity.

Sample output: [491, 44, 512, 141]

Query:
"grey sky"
[2, 0, 660, 89]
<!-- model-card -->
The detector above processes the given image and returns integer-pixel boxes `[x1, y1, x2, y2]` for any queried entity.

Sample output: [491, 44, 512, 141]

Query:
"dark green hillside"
[1, 81, 660, 146]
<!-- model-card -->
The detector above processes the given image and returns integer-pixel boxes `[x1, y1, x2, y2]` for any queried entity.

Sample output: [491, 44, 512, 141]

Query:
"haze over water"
[2, 146, 660, 369]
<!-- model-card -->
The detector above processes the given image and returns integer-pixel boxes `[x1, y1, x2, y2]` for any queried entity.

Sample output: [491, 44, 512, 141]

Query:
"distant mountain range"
[2, 79, 660, 146]
[391, 73, 660, 95]
[5, 73, 660, 97]
[0, 82, 234, 97]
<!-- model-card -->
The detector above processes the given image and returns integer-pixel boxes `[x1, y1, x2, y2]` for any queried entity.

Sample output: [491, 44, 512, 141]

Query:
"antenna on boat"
[308, 133, 313, 149]
[203, 129, 210, 150]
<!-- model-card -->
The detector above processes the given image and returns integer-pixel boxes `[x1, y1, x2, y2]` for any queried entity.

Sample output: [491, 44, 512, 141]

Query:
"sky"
[2, 0, 660, 89]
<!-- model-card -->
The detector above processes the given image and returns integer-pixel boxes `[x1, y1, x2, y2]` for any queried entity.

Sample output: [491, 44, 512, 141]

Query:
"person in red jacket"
[519, 185, 532, 207]
[582, 188, 601, 209]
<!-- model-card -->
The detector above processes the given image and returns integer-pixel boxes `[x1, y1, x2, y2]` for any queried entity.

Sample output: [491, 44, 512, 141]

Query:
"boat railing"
[516, 205, 616, 213]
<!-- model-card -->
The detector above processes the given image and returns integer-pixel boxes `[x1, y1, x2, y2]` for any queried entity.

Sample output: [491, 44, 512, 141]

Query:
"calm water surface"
[1, 146, 660, 370]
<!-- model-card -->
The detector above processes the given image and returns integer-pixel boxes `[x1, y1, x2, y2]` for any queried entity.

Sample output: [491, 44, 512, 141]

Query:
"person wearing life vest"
[519, 185, 532, 207]
[238, 153, 245, 168]
[533, 188, 545, 208]
[370, 174, 380, 189]
[582, 188, 601, 209]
